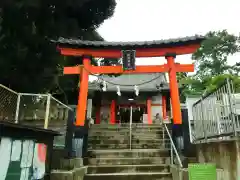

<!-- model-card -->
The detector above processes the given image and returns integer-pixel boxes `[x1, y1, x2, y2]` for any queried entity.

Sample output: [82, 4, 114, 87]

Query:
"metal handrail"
[190, 79, 239, 143]
[51, 95, 73, 110]
[0, 84, 19, 95]
[164, 123, 183, 168]
[129, 106, 133, 150]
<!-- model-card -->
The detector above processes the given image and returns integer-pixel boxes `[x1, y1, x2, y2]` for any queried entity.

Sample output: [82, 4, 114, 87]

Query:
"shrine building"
[88, 73, 171, 124]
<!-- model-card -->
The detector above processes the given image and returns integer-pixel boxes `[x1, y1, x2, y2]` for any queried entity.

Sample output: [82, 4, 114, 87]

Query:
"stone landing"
[51, 158, 87, 180]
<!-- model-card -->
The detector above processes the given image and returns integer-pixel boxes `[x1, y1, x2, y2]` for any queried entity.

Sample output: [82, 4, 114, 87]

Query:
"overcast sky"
[91, 0, 240, 80]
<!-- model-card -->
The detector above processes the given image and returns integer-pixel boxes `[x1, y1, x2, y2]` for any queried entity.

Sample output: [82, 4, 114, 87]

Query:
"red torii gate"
[53, 36, 205, 126]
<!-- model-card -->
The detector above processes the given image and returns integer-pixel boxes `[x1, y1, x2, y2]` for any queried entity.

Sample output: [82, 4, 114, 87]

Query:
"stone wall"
[196, 141, 240, 180]
[51, 167, 87, 180]
[171, 166, 188, 180]
[51, 148, 65, 169]
[151, 94, 163, 119]
[51, 158, 87, 180]
[172, 140, 240, 180]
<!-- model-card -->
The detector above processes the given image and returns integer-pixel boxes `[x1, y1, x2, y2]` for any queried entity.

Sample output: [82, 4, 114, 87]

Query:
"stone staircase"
[84, 123, 172, 180]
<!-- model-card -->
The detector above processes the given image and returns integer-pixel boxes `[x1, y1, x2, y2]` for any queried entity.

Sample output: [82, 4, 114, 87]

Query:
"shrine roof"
[52, 35, 205, 49]
[88, 73, 170, 92]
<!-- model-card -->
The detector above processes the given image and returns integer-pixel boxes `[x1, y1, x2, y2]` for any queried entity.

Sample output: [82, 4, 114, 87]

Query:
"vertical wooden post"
[147, 98, 152, 124]
[162, 95, 167, 121]
[96, 105, 101, 124]
[76, 57, 90, 126]
[110, 100, 116, 124]
[166, 54, 182, 124]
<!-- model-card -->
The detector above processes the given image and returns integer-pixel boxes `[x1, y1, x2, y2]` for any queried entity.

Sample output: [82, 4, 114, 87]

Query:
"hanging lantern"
[134, 85, 139, 96]
[100, 81, 107, 91]
[116, 86, 121, 96]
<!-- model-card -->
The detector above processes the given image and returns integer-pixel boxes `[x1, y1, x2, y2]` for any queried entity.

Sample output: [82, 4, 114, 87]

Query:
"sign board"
[122, 50, 136, 70]
[188, 163, 217, 180]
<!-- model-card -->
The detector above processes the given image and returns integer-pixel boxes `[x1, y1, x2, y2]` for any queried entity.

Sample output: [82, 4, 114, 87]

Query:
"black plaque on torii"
[122, 50, 136, 71]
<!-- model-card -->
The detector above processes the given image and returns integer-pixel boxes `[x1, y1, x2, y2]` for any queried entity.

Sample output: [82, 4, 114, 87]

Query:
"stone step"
[88, 137, 167, 143]
[91, 124, 164, 128]
[88, 143, 170, 150]
[87, 149, 170, 158]
[132, 137, 169, 141]
[88, 138, 169, 143]
[89, 131, 166, 136]
[88, 139, 170, 145]
[88, 135, 167, 140]
[88, 133, 166, 138]
[87, 164, 170, 174]
[84, 172, 172, 180]
[51, 167, 87, 180]
[87, 157, 170, 165]
[89, 129, 166, 134]
[90, 126, 165, 132]
[90, 127, 165, 133]
[60, 158, 83, 170]
[88, 135, 127, 141]
[132, 133, 166, 139]
[89, 133, 167, 140]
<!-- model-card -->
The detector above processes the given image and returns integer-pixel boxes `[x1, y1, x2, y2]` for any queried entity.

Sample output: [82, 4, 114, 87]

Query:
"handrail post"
[226, 78, 237, 136]
[164, 124, 183, 168]
[200, 96, 207, 140]
[170, 144, 173, 165]
[163, 129, 165, 148]
[44, 94, 51, 129]
[129, 106, 132, 150]
[14, 93, 21, 123]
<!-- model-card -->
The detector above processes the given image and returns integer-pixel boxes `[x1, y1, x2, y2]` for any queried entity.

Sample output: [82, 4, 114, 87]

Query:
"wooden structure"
[88, 73, 169, 124]
[53, 35, 205, 126]
[0, 120, 60, 179]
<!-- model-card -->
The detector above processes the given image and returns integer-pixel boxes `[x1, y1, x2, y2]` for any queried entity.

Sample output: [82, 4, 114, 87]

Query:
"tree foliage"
[179, 30, 240, 101]
[193, 30, 240, 77]
[0, 0, 116, 95]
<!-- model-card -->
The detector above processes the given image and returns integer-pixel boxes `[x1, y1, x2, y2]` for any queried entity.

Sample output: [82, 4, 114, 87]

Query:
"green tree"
[205, 74, 240, 93]
[179, 30, 240, 101]
[193, 30, 240, 77]
[0, 0, 116, 95]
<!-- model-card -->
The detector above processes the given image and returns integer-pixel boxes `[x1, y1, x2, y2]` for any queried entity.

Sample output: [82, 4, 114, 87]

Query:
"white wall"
[87, 99, 92, 118]
[151, 94, 163, 119]
[151, 106, 163, 119]
[100, 106, 110, 123]
[186, 96, 200, 120]
[151, 94, 162, 104]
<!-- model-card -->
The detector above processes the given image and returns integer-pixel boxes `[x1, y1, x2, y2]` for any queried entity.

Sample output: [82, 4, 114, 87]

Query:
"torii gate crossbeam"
[52, 35, 205, 126]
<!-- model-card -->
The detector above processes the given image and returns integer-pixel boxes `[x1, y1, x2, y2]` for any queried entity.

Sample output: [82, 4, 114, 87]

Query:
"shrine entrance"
[52, 35, 205, 126]
[117, 105, 146, 124]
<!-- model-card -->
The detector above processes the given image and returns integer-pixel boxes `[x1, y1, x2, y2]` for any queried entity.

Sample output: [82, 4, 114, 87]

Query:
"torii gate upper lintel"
[53, 35, 206, 126]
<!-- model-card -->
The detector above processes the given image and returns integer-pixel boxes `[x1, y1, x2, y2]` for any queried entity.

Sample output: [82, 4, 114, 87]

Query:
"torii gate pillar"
[76, 57, 90, 126]
[166, 54, 182, 124]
